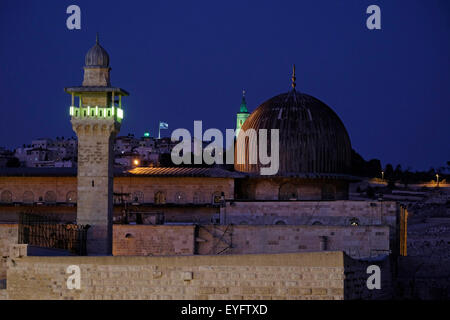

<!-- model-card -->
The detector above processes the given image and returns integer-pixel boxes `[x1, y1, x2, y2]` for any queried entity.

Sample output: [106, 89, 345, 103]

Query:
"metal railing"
[18, 213, 89, 255]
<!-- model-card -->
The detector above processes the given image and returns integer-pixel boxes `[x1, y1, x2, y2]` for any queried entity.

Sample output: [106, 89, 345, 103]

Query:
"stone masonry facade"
[4, 252, 348, 300]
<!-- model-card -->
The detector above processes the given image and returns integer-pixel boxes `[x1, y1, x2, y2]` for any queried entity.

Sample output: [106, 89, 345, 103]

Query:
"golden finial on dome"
[291, 64, 296, 89]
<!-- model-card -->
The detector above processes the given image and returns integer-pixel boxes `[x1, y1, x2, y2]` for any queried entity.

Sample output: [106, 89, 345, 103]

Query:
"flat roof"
[0, 167, 243, 178]
[64, 86, 129, 96]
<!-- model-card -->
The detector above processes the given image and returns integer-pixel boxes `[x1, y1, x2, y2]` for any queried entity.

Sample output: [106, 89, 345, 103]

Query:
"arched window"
[154, 191, 166, 204]
[279, 183, 298, 200]
[322, 184, 336, 200]
[132, 191, 144, 203]
[44, 191, 57, 203]
[274, 220, 287, 225]
[174, 192, 186, 204]
[66, 191, 77, 203]
[193, 191, 203, 204]
[23, 191, 34, 204]
[0, 190, 12, 203]
[312, 221, 323, 226]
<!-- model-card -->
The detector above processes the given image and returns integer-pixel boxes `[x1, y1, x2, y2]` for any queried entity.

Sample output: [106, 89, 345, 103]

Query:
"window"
[132, 191, 144, 204]
[154, 191, 166, 204]
[66, 191, 77, 203]
[322, 184, 336, 200]
[44, 191, 57, 203]
[279, 183, 298, 200]
[193, 192, 203, 204]
[349, 217, 360, 226]
[0, 190, 12, 203]
[174, 192, 186, 204]
[212, 191, 224, 204]
[23, 191, 34, 204]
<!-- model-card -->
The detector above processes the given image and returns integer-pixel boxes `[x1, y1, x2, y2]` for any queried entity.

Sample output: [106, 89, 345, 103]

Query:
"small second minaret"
[236, 90, 250, 137]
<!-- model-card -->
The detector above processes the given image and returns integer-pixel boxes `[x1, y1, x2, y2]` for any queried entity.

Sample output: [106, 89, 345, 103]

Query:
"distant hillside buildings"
[0, 134, 179, 169]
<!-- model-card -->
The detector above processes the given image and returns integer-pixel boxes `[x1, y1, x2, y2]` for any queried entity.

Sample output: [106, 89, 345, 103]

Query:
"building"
[13, 137, 77, 168]
[0, 37, 402, 300]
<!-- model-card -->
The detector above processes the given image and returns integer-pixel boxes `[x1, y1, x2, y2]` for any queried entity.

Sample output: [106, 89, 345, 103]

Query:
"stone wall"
[0, 224, 17, 279]
[113, 225, 195, 256]
[0, 223, 390, 260]
[196, 225, 390, 259]
[0, 176, 234, 205]
[4, 252, 349, 300]
[222, 201, 397, 226]
[222, 200, 398, 249]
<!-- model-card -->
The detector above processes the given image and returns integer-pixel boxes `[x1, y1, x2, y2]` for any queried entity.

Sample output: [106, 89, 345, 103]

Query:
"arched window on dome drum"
[0, 190, 12, 203]
[154, 191, 166, 204]
[279, 183, 298, 200]
[321, 184, 336, 200]
[44, 191, 57, 203]
[66, 191, 77, 203]
[23, 191, 34, 204]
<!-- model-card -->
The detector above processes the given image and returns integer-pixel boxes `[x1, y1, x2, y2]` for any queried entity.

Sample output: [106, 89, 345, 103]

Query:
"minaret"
[65, 35, 129, 255]
[236, 90, 250, 137]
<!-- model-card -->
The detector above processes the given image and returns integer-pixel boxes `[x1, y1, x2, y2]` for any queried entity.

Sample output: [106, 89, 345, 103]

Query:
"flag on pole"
[158, 121, 168, 139]
[159, 122, 168, 129]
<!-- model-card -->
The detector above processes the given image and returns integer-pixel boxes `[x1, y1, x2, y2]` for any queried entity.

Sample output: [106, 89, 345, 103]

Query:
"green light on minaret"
[144, 132, 150, 137]
[236, 90, 250, 137]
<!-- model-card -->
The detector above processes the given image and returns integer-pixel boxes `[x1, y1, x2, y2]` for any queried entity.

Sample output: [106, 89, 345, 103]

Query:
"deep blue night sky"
[0, 0, 449, 171]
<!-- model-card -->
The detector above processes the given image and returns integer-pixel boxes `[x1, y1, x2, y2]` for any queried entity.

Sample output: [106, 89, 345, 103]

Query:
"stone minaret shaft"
[65, 37, 128, 255]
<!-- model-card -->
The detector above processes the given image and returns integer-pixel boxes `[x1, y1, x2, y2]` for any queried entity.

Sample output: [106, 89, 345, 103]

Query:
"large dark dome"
[234, 90, 352, 176]
[84, 37, 109, 67]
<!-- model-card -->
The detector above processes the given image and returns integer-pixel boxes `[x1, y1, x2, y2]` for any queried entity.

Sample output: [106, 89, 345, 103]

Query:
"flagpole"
[158, 121, 161, 139]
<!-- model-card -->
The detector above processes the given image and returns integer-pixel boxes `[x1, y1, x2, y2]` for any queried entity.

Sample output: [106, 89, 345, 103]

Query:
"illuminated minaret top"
[236, 90, 250, 137]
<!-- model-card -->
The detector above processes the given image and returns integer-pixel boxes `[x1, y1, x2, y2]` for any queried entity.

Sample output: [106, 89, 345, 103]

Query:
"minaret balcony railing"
[69, 105, 124, 122]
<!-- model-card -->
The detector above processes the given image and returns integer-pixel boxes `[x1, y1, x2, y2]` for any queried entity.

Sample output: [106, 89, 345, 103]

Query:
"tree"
[394, 164, 403, 181]
[384, 164, 394, 180]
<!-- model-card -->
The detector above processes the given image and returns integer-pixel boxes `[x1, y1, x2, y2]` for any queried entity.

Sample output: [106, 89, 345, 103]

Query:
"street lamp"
[133, 159, 140, 166]
[381, 171, 384, 181]
[436, 174, 439, 187]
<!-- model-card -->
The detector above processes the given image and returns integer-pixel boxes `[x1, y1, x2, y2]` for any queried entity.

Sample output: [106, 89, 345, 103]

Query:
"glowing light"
[95, 106, 98, 116]
[117, 108, 123, 119]
[69, 106, 74, 116]
[133, 159, 140, 166]
[144, 132, 150, 137]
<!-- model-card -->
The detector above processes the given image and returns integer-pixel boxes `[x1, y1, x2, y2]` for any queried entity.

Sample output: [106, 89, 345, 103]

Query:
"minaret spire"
[291, 64, 296, 90]
[240, 89, 248, 113]
[96, 32, 99, 44]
